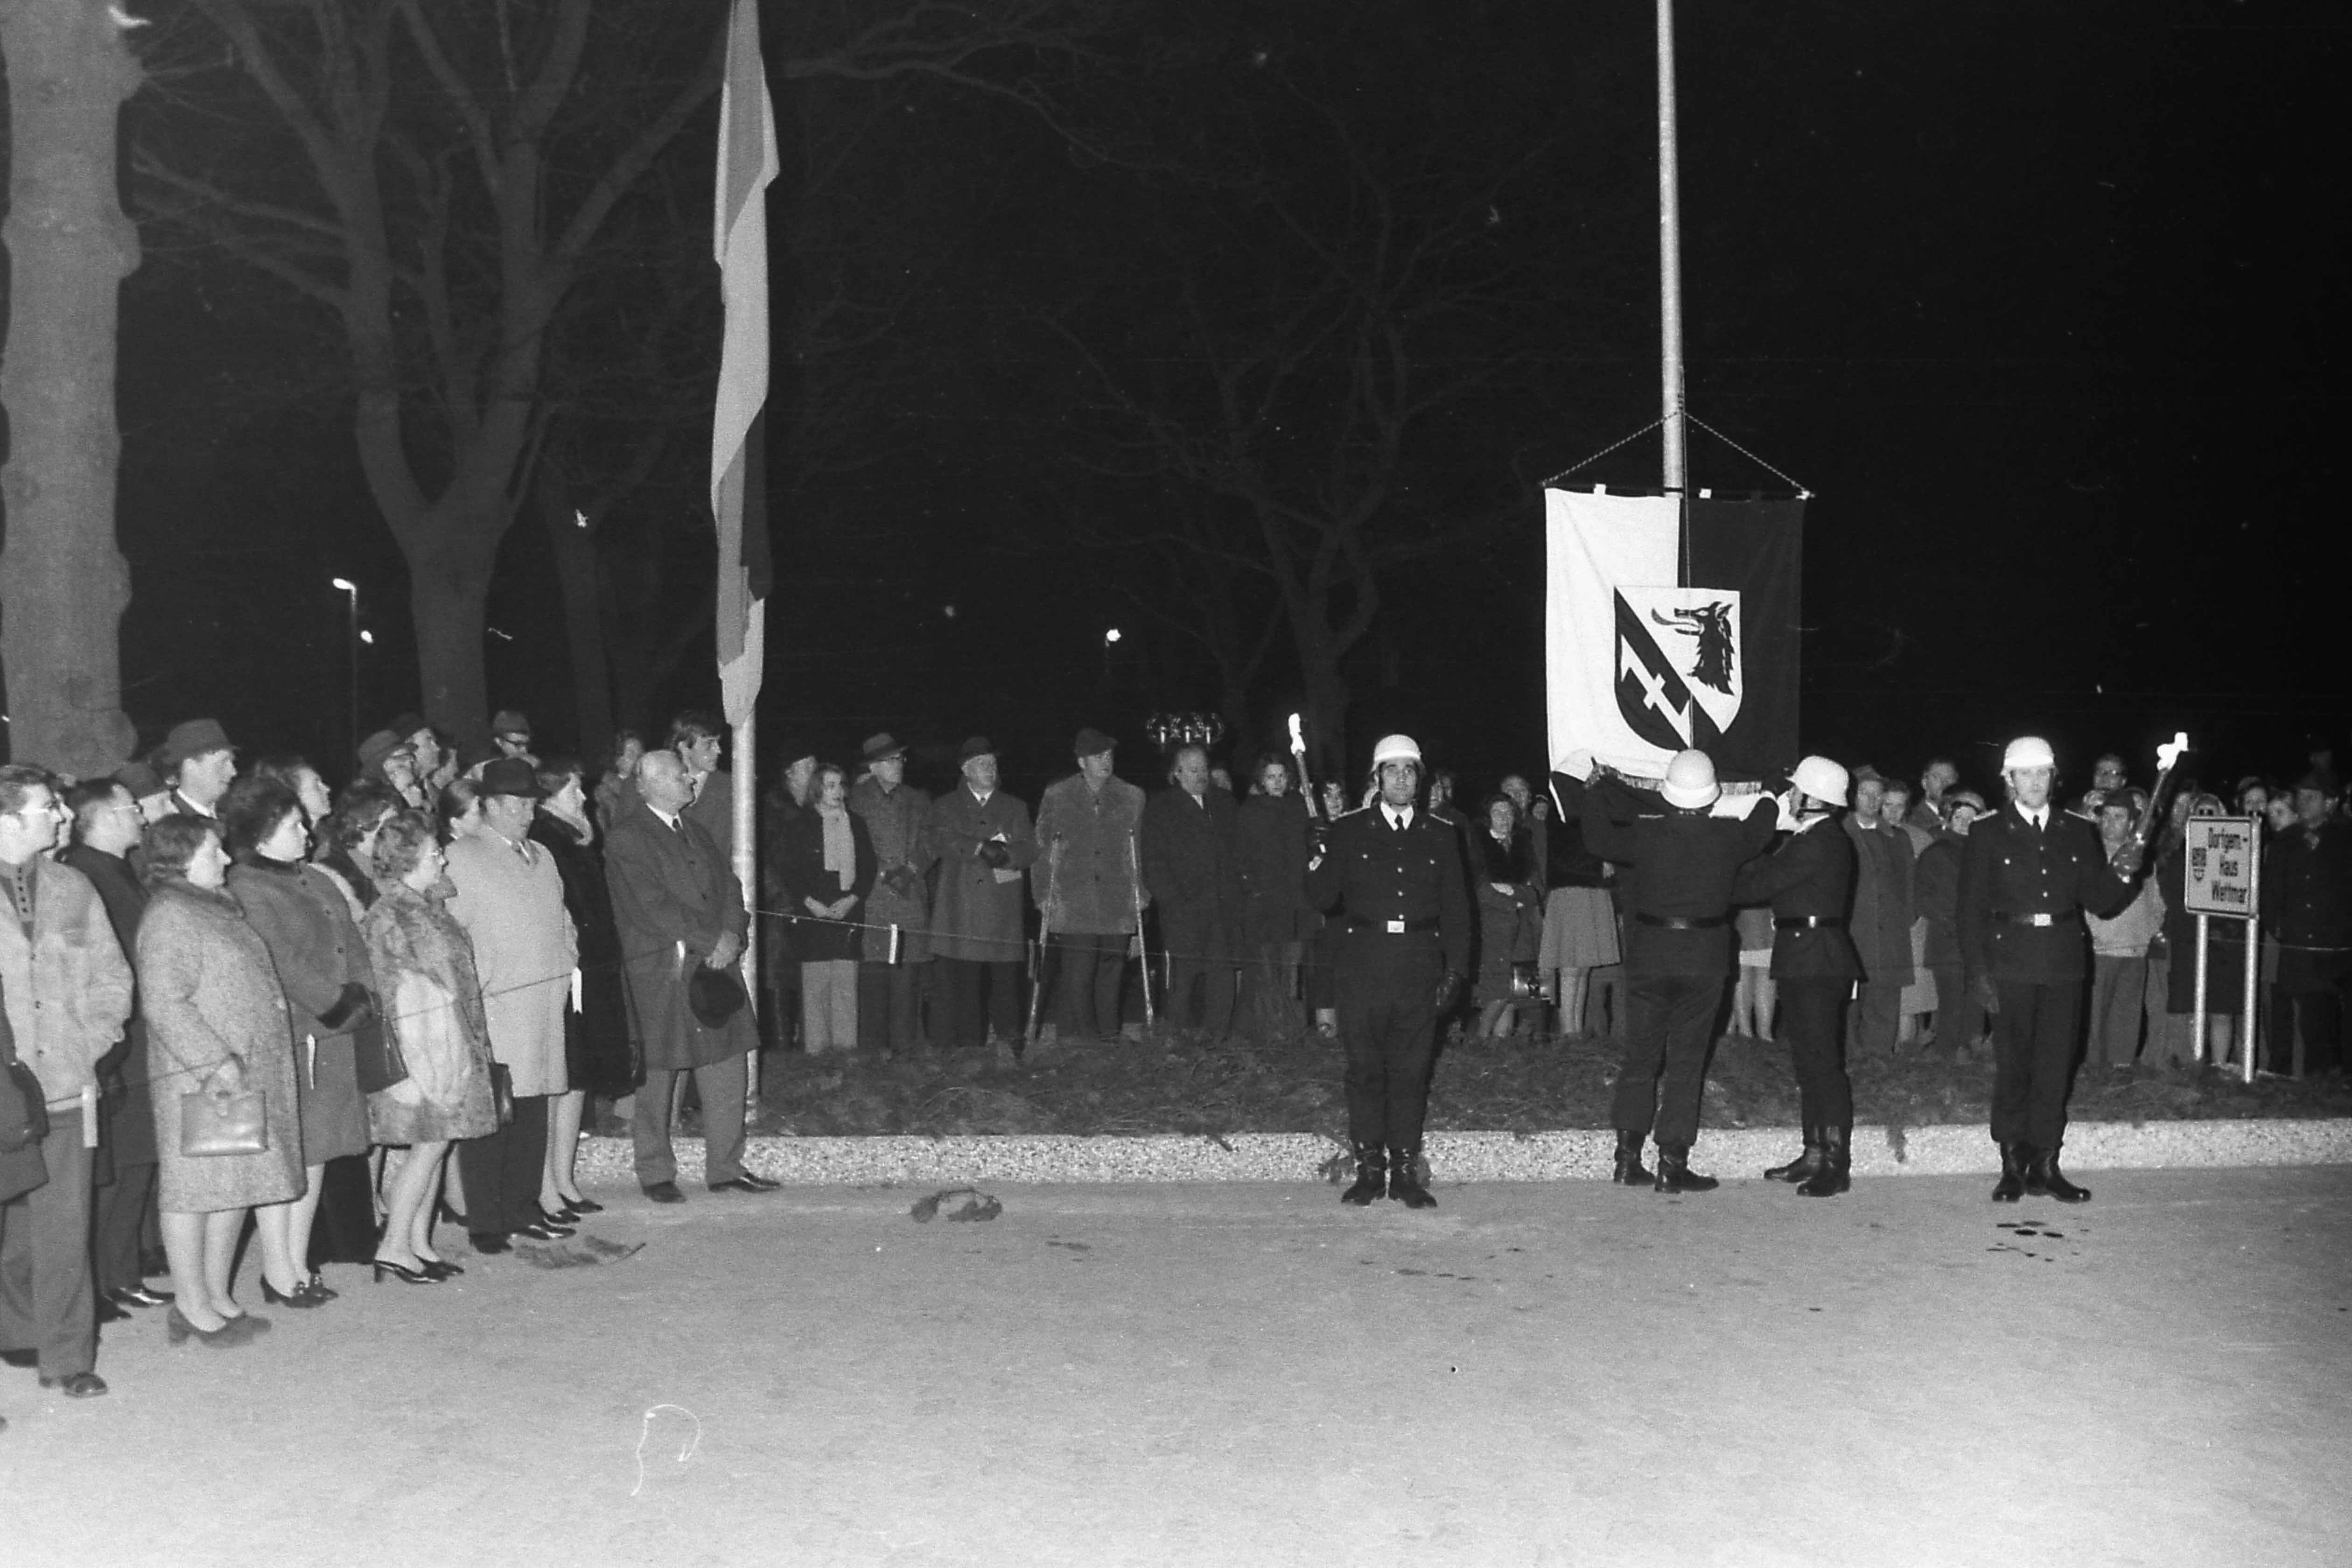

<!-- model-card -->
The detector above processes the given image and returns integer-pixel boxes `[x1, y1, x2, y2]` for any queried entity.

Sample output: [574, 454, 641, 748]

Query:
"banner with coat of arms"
[1544, 488, 1803, 784]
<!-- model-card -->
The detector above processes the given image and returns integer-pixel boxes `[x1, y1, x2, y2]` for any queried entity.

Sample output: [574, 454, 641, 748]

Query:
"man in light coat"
[609, 749, 775, 1203]
[926, 738, 1037, 1050]
[445, 758, 579, 1251]
[1033, 728, 1148, 1044]
[847, 733, 935, 1052]
[0, 766, 133, 1399]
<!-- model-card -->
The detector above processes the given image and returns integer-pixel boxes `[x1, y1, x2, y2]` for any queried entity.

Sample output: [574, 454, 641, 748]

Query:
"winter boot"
[1991, 1142, 2030, 1203]
[2027, 1144, 2090, 1204]
[1764, 1126, 1824, 1183]
[1652, 1143, 1719, 1194]
[1387, 1144, 1437, 1210]
[1341, 1141, 1387, 1206]
[1798, 1126, 1851, 1197]
[1611, 1129, 1652, 1187]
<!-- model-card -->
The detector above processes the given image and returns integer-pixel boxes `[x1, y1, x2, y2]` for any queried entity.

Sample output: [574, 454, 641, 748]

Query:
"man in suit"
[1305, 734, 1470, 1210]
[672, 710, 734, 864]
[1958, 735, 2144, 1204]
[1732, 757, 1865, 1196]
[1575, 748, 1778, 1193]
[607, 749, 776, 1205]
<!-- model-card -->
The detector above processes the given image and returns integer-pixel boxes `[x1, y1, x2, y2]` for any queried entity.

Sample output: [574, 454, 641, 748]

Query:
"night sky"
[13, 0, 2345, 803]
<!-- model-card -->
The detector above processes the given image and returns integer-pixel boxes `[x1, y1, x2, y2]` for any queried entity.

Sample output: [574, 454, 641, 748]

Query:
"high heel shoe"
[371, 1258, 442, 1285]
[259, 1278, 327, 1309]
[305, 1272, 341, 1302]
[418, 1258, 464, 1280]
[560, 1195, 603, 1215]
[166, 1306, 261, 1348]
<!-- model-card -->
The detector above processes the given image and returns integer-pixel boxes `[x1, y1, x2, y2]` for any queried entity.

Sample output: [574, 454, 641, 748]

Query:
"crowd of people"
[5, 702, 2348, 1424]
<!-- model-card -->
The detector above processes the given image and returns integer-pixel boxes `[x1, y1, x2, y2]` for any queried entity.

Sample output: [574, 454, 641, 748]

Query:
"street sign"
[2182, 816, 2259, 920]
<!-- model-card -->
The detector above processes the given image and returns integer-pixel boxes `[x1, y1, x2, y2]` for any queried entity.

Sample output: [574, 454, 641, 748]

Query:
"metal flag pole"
[1657, 0, 1689, 520]
[735, 711, 761, 1110]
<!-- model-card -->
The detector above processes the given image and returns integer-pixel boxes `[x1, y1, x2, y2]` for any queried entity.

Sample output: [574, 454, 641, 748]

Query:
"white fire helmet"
[1791, 755, 1850, 809]
[1660, 748, 1721, 810]
[1371, 734, 1423, 770]
[2002, 735, 2057, 773]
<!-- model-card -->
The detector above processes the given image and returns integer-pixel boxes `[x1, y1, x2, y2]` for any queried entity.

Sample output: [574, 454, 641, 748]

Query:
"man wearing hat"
[490, 709, 538, 765]
[157, 719, 238, 819]
[443, 758, 579, 1249]
[1305, 734, 1470, 1209]
[1731, 757, 1865, 1196]
[1958, 735, 2145, 1204]
[2264, 767, 2350, 1077]
[1033, 728, 1148, 1045]
[1573, 746, 1778, 1193]
[848, 734, 937, 1051]
[925, 738, 1037, 1050]
[608, 749, 774, 1202]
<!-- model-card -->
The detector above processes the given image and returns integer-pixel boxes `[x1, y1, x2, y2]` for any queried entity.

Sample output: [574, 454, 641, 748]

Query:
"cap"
[476, 757, 544, 799]
[862, 732, 908, 763]
[1370, 734, 1422, 769]
[1074, 726, 1116, 759]
[959, 735, 997, 764]
[356, 730, 406, 775]
[1661, 748, 1721, 810]
[490, 709, 532, 740]
[160, 718, 235, 767]
[2002, 735, 2057, 772]
[1790, 755, 1850, 808]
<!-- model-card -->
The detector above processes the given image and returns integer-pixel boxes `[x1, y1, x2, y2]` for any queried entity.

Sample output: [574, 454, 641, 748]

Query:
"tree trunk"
[0, 0, 140, 775]
[539, 484, 614, 767]
[396, 510, 506, 748]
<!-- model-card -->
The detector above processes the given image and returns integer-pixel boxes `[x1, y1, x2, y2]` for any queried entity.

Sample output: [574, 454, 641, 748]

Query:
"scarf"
[819, 802, 854, 891]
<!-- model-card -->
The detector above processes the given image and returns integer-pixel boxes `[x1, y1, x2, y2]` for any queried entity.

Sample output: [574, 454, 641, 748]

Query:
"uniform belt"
[1634, 913, 1729, 931]
[1992, 910, 2079, 928]
[1773, 916, 1846, 931]
[1344, 916, 1439, 935]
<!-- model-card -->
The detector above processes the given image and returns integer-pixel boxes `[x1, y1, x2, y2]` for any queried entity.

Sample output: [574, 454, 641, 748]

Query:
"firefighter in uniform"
[1731, 756, 1864, 1196]
[1574, 747, 1777, 1192]
[1958, 735, 2144, 1203]
[1306, 735, 1470, 1210]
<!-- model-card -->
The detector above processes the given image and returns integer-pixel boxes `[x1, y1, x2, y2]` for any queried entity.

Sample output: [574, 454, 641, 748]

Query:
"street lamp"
[331, 578, 358, 769]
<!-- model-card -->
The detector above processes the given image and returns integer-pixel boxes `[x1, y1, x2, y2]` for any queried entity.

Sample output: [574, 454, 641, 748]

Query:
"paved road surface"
[6, 1168, 2348, 1567]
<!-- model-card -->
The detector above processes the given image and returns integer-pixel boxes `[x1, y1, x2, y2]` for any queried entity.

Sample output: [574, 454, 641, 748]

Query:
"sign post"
[2182, 816, 2261, 1083]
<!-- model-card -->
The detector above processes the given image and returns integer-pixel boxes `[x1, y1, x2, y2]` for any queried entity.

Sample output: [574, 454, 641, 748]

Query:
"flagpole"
[734, 711, 760, 1109]
[1657, 0, 1690, 575]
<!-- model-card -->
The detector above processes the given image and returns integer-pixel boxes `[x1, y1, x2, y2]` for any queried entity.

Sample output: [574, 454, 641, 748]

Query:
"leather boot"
[1652, 1143, 1718, 1193]
[1387, 1144, 1437, 1210]
[1764, 1126, 1823, 1183]
[1341, 1141, 1387, 1206]
[1611, 1129, 1652, 1186]
[2028, 1145, 2090, 1204]
[1991, 1142, 2030, 1203]
[1799, 1125, 1851, 1197]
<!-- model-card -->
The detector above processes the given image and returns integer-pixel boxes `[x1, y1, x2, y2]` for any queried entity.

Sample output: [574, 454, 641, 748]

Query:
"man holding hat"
[1731, 756, 1865, 1196]
[444, 758, 578, 1249]
[1033, 728, 1147, 1045]
[1305, 734, 1470, 1209]
[158, 719, 238, 819]
[925, 738, 1036, 1051]
[1574, 746, 1778, 1193]
[1958, 735, 2144, 1204]
[848, 734, 937, 1052]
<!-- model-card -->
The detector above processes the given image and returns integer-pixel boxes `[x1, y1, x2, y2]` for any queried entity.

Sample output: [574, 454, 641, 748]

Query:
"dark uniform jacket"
[1580, 778, 1776, 977]
[1305, 805, 1471, 975]
[2266, 819, 2352, 988]
[1543, 774, 1613, 889]
[1957, 803, 2136, 985]
[1729, 817, 1863, 982]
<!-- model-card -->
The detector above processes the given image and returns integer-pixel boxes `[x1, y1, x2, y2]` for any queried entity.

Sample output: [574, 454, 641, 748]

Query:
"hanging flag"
[1545, 489, 1803, 784]
[711, 0, 777, 729]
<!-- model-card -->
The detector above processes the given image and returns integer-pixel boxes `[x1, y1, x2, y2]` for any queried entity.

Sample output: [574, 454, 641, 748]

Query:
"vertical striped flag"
[712, 0, 777, 728]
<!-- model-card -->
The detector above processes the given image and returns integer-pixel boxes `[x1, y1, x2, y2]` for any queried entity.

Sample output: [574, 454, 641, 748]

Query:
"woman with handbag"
[136, 815, 302, 1346]
[360, 812, 499, 1282]
[224, 778, 378, 1308]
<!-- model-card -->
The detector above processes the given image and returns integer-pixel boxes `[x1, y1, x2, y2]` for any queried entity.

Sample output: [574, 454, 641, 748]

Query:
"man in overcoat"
[1731, 756, 1865, 1196]
[1575, 747, 1777, 1193]
[926, 739, 1037, 1050]
[1843, 770, 1917, 1060]
[848, 733, 937, 1052]
[1305, 734, 1470, 1210]
[1958, 735, 2144, 1203]
[2266, 768, 2351, 1077]
[608, 749, 775, 1204]
[1033, 728, 1147, 1044]
[1142, 745, 1244, 1037]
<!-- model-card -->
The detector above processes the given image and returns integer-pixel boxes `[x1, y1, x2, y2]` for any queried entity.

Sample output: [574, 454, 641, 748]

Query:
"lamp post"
[331, 578, 358, 770]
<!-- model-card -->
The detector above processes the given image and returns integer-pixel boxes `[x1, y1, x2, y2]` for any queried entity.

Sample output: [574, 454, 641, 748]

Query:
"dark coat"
[1958, 804, 2138, 985]
[529, 813, 640, 1098]
[1543, 775, 1614, 889]
[0, 989, 46, 1204]
[2266, 818, 2352, 990]
[1305, 805, 1472, 976]
[1579, 777, 1777, 977]
[1234, 793, 1312, 946]
[60, 845, 156, 1171]
[924, 786, 1038, 963]
[1731, 818, 1863, 982]
[1913, 833, 1964, 971]
[605, 800, 756, 1071]
[848, 777, 936, 962]
[777, 807, 879, 965]
[1842, 818, 1917, 987]
[1142, 786, 1242, 965]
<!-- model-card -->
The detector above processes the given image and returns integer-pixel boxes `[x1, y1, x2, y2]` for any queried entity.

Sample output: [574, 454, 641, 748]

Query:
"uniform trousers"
[1612, 975, 1725, 1147]
[1777, 979, 1852, 1132]
[1334, 934, 1442, 1147]
[1989, 978, 2085, 1150]
[936, 957, 1021, 1048]
[0, 1106, 96, 1379]
[91, 1159, 158, 1295]
[458, 1092, 549, 1235]
[857, 962, 924, 1052]
[632, 1053, 748, 1188]
[1050, 932, 1128, 1038]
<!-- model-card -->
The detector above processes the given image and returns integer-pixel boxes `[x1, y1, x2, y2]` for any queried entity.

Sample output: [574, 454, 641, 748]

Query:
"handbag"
[488, 1062, 516, 1127]
[182, 1083, 269, 1158]
[350, 1016, 409, 1095]
[0, 1056, 48, 1155]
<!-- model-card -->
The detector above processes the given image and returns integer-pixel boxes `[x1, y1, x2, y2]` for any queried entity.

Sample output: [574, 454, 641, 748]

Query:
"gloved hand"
[1971, 974, 2001, 1016]
[1432, 970, 1463, 1013]
[318, 981, 375, 1033]
[977, 840, 1012, 869]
